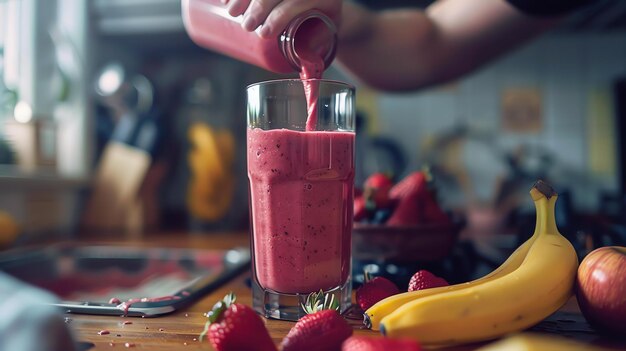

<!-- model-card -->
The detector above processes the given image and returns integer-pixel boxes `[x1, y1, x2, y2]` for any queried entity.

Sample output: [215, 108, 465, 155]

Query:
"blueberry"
[371, 209, 392, 224]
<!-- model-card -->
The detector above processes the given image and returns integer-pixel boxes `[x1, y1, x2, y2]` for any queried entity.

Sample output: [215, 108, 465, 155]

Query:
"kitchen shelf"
[92, 0, 184, 35]
[0, 166, 89, 191]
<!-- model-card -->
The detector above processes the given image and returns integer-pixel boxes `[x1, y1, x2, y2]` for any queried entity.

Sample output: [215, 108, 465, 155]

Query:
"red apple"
[576, 246, 626, 335]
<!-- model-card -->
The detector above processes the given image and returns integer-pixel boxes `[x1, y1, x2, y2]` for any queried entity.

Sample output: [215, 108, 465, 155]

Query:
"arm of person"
[337, 0, 559, 92]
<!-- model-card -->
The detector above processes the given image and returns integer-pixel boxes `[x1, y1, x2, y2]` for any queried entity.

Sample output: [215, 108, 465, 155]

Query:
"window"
[0, 0, 91, 177]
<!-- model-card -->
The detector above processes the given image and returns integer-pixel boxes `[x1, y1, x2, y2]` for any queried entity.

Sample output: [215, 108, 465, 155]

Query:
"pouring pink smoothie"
[247, 129, 354, 293]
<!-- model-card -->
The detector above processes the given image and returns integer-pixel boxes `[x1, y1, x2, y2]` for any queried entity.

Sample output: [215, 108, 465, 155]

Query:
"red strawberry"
[421, 186, 450, 224]
[407, 270, 449, 292]
[389, 172, 427, 200]
[354, 195, 367, 222]
[386, 171, 450, 226]
[356, 275, 400, 311]
[386, 191, 422, 226]
[202, 293, 276, 351]
[342, 336, 422, 351]
[364, 173, 394, 209]
[282, 310, 352, 351]
[364, 172, 394, 190]
[281, 291, 353, 351]
[386, 172, 428, 226]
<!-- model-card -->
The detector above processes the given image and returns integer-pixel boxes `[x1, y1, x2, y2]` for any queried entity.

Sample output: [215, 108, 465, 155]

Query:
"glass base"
[252, 278, 352, 321]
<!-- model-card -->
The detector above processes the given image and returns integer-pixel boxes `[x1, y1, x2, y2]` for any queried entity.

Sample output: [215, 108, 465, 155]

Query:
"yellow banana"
[0, 210, 19, 248]
[187, 123, 236, 221]
[379, 181, 579, 346]
[365, 206, 541, 330]
[476, 333, 609, 351]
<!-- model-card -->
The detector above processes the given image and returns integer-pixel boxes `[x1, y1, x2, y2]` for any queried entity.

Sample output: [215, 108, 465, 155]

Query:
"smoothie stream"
[296, 17, 326, 131]
[247, 129, 354, 293]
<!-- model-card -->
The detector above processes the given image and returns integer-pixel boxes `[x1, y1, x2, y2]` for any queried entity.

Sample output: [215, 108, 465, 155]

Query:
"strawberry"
[202, 293, 276, 351]
[422, 189, 450, 224]
[282, 310, 352, 351]
[364, 172, 394, 191]
[342, 336, 422, 351]
[356, 274, 400, 311]
[389, 171, 427, 201]
[353, 195, 367, 222]
[387, 171, 450, 226]
[386, 191, 422, 226]
[418, 178, 450, 224]
[281, 291, 353, 351]
[386, 172, 428, 226]
[407, 270, 449, 292]
[364, 173, 394, 209]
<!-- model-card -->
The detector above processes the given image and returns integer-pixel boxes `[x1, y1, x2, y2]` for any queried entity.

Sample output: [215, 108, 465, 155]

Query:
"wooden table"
[65, 232, 625, 350]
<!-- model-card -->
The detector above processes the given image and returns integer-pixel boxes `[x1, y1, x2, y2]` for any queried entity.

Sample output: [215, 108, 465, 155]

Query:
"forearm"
[336, 0, 559, 92]
[337, 3, 440, 91]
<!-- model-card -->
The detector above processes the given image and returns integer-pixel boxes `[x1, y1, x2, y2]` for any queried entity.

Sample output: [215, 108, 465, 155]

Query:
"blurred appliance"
[81, 63, 164, 235]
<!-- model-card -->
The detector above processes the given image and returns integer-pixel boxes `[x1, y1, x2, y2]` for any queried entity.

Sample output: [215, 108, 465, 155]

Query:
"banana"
[364, 204, 542, 330]
[476, 333, 609, 351]
[378, 181, 579, 346]
[187, 123, 236, 221]
[365, 233, 538, 330]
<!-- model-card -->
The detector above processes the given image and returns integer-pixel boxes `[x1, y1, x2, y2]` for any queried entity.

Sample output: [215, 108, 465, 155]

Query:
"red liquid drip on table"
[112, 295, 182, 316]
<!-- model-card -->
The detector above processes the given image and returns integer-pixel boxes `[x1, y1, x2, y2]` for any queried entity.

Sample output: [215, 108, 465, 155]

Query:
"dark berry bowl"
[352, 218, 464, 262]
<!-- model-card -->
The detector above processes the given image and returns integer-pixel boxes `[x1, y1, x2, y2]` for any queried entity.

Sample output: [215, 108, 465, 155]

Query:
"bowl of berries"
[352, 171, 464, 262]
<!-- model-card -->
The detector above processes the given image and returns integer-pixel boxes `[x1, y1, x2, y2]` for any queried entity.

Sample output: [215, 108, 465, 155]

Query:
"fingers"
[226, 0, 341, 39]
[259, 1, 308, 38]
[227, 0, 251, 17]
[242, 0, 283, 32]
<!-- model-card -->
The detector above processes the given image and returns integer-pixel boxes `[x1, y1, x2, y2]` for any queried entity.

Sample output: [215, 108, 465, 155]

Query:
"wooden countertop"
[64, 232, 625, 351]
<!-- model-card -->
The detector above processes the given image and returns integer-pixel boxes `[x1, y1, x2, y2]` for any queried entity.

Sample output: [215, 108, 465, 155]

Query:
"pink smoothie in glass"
[247, 128, 354, 294]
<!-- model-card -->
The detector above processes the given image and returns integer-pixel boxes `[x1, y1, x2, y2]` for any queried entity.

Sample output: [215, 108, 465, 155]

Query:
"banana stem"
[530, 180, 559, 236]
[531, 180, 557, 200]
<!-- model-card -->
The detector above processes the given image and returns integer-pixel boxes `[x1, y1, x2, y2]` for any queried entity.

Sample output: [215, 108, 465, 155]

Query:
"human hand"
[223, 0, 341, 39]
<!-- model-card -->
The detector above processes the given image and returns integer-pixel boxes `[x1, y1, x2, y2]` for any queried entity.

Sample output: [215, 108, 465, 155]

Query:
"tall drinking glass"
[247, 79, 355, 320]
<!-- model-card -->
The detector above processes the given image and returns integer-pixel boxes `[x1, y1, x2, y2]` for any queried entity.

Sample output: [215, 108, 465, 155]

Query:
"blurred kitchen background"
[1, 0, 626, 257]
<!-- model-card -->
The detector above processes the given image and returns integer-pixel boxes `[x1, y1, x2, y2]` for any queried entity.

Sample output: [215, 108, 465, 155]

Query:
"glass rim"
[246, 78, 355, 92]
